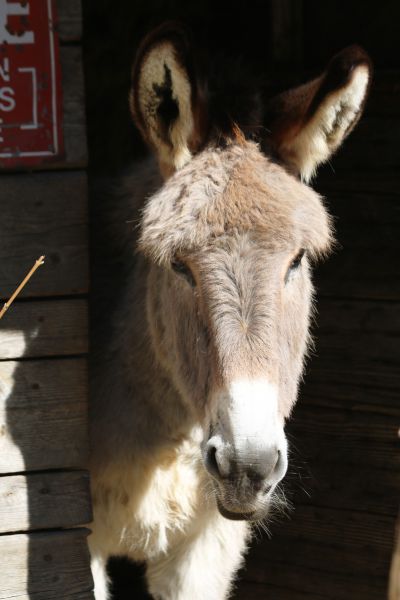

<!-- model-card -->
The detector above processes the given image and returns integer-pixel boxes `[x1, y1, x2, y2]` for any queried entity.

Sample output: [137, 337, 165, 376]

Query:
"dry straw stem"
[0, 256, 45, 320]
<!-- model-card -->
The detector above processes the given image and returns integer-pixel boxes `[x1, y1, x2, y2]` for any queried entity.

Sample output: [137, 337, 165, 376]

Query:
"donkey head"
[130, 23, 371, 521]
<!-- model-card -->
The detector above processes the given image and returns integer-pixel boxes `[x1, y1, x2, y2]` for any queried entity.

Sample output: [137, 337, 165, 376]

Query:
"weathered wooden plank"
[312, 173, 400, 300]
[271, 505, 394, 562]
[313, 297, 400, 374]
[0, 528, 93, 599]
[296, 296, 400, 419]
[304, 365, 400, 413]
[241, 505, 394, 600]
[8, 594, 95, 600]
[0, 470, 92, 533]
[0, 358, 87, 473]
[233, 581, 329, 600]
[0, 171, 88, 299]
[58, 595, 95, 600]
[242, 564, 387, 600]
[56, 595, 95, 600]
[58, 46, 88, 169]
[57, 0, 82, 43]
[287, 456, 399, 517]
[0, 299, 88, 359]
[290, 400, 399, 468]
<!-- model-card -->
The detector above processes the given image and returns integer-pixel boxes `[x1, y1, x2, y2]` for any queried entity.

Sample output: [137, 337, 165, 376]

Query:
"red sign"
[0, 0, 64, 169]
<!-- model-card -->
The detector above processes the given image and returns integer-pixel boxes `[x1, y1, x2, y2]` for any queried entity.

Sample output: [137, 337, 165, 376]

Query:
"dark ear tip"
[134, 21, 192, 64]
[131, 21, 194, 124]
[328, 44, 373, 82]
[146, 20, 191, 41]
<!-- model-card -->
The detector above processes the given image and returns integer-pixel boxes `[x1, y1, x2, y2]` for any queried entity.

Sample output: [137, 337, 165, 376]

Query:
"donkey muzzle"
[205, 437, 286, 491]
[203, 379, 288, 519]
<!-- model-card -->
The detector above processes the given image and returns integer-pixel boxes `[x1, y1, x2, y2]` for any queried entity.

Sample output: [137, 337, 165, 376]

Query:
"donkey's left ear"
[264, 46, 372, 181]
[130, 22, 204, 176]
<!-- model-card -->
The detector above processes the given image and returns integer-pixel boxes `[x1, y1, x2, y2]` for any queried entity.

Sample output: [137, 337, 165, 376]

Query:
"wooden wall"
[83, 1, 400, 599]
[0, 1, 93, 598]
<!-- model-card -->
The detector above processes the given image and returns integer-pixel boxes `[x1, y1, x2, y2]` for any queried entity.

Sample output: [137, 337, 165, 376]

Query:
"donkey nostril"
[273, 450, 282, 475]
[205, 438, 232, 480]
[274, 450, 281, 471]
[206, 444, 222, 480]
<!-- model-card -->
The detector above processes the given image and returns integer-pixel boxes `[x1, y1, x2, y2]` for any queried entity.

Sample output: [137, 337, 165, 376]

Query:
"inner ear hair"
[265, 45, 372, 182]
[130, 23, 201, 174]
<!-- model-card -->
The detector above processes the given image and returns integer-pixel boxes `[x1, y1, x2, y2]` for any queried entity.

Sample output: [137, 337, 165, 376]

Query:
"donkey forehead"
[139, 142, 332, 263]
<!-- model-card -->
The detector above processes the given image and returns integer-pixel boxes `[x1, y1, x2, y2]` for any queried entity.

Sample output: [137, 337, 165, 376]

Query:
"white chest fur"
[90, 433, 212, 562]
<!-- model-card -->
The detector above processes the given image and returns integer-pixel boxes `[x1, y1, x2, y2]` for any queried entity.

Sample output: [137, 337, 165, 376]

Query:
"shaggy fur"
[89, 24, 371, 600]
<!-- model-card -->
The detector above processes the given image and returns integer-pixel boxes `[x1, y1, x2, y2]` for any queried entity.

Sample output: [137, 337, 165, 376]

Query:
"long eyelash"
[285, 249, 306, 284]
[171, 260, 196, 287]
[290, 249, 305, 270]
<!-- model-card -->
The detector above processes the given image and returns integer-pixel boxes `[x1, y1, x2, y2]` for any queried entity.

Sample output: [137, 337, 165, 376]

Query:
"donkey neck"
[90, 254, 197, 473]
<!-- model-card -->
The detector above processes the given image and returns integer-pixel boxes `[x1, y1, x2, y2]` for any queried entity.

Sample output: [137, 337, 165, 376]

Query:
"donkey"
[89, 23, 371, 600]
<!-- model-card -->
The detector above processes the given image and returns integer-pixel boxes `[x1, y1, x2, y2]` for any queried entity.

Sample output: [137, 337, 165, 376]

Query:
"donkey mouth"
[217, 498, 259, 522]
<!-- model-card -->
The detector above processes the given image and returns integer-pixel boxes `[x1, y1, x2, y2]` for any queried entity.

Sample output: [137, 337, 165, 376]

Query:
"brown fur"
[89, 25, 371, 600]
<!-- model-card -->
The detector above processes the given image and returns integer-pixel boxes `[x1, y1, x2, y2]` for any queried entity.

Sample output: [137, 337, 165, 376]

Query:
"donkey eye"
[285, 249, 305, 283]
[171, 260, 196, 287]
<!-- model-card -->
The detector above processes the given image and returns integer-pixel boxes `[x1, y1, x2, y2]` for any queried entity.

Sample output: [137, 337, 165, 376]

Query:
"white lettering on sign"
[0, 86, 15, 111]
[0, 57, 10, 81]
[0, 0, 34, 45]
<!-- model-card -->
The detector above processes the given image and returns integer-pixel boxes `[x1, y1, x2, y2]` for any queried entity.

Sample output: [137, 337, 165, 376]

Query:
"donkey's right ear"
[130, 23, 204, 176]
[263, 45, 372, 182]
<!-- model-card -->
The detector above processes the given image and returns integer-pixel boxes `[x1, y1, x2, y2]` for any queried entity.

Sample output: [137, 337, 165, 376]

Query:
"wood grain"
[234, 580, 333, 600]
[0, 299, 88, 359]
[4, 595, 94, 600]
[0, 358, 88, 473]
[313, 297, 400, 376]
[57, 0, 82, 43]
[0, 471, 92, 533]
[290, 400, 399, 466]
[313, 173, 400, 300]
[58, 46, 88, 170]
[240, 504, 394, 600]
[0, 171, 88, 299]
[0, 528, 93, 599]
